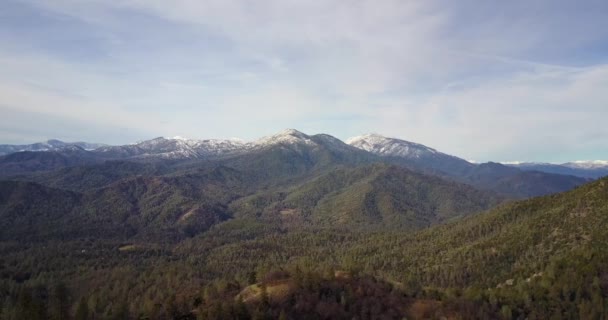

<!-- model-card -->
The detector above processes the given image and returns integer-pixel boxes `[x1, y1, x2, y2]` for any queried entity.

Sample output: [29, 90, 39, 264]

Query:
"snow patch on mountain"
[507, 161, 608, 170]
[346, 133, 438, 159]
[0, 140, 106, 156]
[97, 136, 249, 159]
[253, 129, 315, 148]
[563, 160, 608, 169]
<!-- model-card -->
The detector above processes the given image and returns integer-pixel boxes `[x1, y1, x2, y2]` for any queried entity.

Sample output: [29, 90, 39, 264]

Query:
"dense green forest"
[1, 175, 607, 319]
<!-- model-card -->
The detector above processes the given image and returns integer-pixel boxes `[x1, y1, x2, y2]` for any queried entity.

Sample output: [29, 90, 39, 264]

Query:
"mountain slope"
[95, 137, 247, 160]
[461, 162, 589, 198]
[347, 134, 587, 198]
[0, 160, 500, 241]
[16, 161, 166, 191]
[488, 170, 589, 198]
[0, 166, 248, 240]
[354, 176, 608, 290]
[347, 133, 474, 176]
[230, 164, 502, 229]
[0, 130, 590, 200]
[221, 129, 377, 184]
[1, 161, 606, 319]
[0, 181, 81, 240]
[0, 147, 103, 177]
[202, 177, 608, 319]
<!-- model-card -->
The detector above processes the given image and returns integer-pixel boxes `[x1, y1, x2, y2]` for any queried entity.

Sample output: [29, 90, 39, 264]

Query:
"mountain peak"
[254, 129, 314, 147]
[345, 133, 385, 144]
[279, 128, 307, 137]
[348, 133, 384, 140]
[46, 139, 66, 146]
[346, 133, 438, 158]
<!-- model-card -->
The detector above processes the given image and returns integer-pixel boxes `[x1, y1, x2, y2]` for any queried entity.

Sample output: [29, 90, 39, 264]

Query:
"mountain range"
[0, 128, 595, 244]
[0, 139, 106, 156]
[0, 129, 502, 241]
[0, 129, 598, 198]
[1, 129, 607, 319]
[4, 131, 606, 175]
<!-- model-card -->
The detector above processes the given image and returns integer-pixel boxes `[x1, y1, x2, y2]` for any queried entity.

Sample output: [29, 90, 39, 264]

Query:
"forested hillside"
[1, 174, 606, 319]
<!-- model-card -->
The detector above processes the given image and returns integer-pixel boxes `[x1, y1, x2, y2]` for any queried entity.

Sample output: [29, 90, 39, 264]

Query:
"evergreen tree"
[75, 297, 89, 320]
[49, 283, 69, 320]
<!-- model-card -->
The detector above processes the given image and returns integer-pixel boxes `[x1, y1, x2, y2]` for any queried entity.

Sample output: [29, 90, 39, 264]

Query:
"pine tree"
[278, 310, 288, 320]
[248, 271, 257, 285]
[234, 296, 250, 320]
[260, 284, 270, 308]
[75, 297, 89, 320]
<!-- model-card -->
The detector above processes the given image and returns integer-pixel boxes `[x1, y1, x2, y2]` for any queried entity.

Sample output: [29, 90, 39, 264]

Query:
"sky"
[1, 0, 607, 163]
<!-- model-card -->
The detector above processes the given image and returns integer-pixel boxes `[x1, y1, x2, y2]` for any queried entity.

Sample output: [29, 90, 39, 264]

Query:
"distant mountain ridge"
[345, 134, 589, 198]
[0, 139, 106, 156]
[2, 133, 605, 176]
[507, 161, 608, 179]
[96, 136, 247, 159]
[0, 129, 594, 198]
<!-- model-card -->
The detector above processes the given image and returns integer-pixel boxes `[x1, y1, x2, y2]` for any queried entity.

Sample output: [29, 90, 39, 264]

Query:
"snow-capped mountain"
[250, 129, 360, 153]
[346, 134, 440, 159]
[0, 130, 591, 198]
[252, 129, 316, 148]
[59, 130, 329, 161]
[507, 161, 608, 170]
[0, 139, 106, 156]
[346, 133, 474, 175]
[3, 132, 605, 181]
[563, 160, 608, 170]
[95, 137, 248, 159]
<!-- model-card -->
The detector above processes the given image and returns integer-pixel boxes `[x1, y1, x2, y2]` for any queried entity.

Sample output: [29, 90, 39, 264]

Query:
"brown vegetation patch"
[236, 279, 296, 304]
[406, 299, 443, 319]
[279, 208, 298, 216]
[178, 206, 199, 222]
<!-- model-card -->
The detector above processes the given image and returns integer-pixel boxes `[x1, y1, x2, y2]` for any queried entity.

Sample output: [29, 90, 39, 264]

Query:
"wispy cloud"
[1, 0, 607, 161]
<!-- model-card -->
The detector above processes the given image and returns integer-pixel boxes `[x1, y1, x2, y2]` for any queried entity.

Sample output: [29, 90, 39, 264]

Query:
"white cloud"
[1, 0, 607, 161]
[371, 64, 608, 162]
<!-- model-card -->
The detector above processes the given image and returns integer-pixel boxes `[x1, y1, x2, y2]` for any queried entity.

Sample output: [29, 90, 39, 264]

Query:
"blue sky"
[1, 0, 607, 162]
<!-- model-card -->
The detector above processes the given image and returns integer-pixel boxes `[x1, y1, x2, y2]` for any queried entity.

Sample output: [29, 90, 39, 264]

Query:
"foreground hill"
[354, 175, 608, 286]
[187, 177, 608, 319]
[1, 177, 606, 318]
